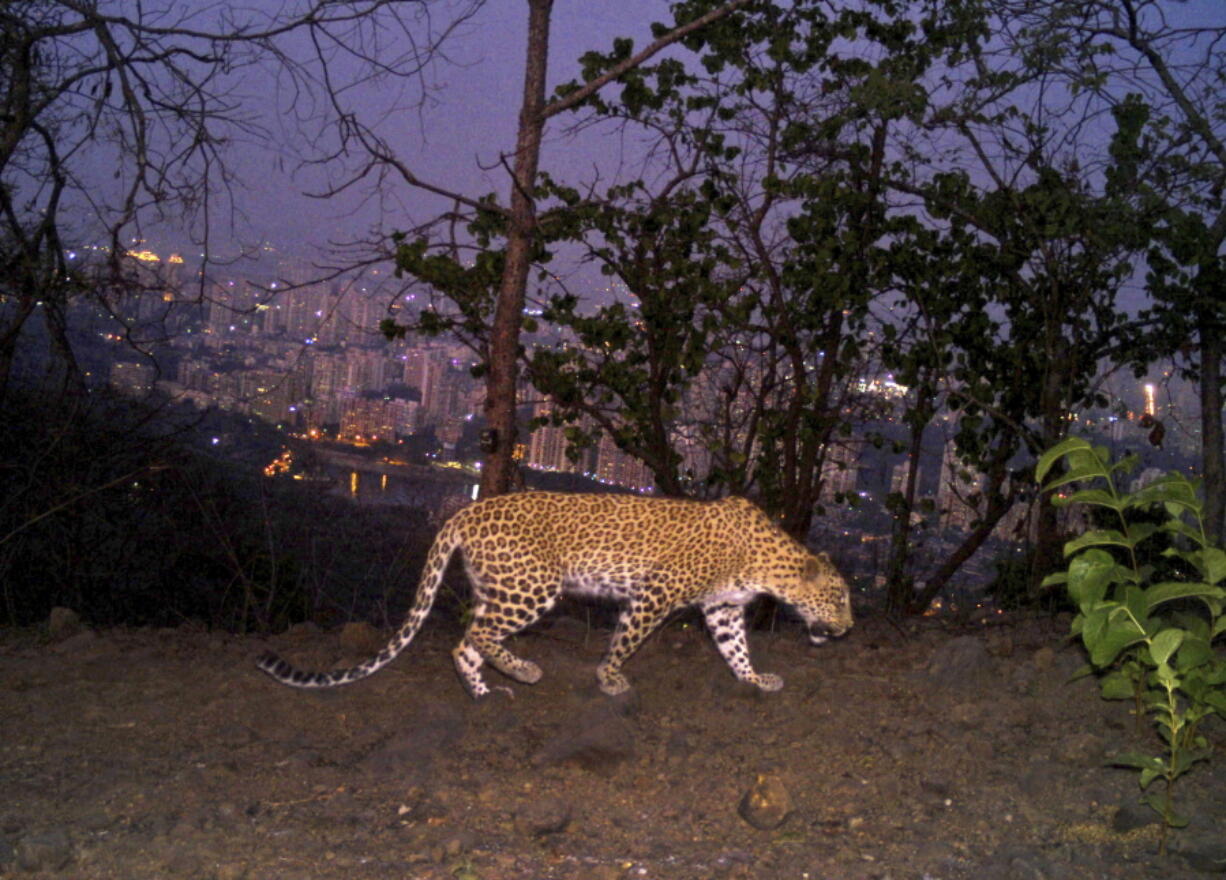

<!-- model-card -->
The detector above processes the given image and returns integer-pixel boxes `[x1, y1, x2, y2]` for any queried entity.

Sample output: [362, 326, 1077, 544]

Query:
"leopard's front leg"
[701, 602, 782, 691]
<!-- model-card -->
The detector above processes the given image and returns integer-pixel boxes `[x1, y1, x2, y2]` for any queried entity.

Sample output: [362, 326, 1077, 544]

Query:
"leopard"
[257, 491, 853, 698]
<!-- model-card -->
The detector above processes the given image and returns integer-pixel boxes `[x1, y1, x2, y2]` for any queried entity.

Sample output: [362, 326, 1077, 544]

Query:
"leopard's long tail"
[256, 518, 462, 688]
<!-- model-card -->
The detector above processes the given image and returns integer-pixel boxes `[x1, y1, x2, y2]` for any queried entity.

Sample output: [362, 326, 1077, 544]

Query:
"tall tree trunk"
[476, 0, 754, 497]
[1198, 305, 1225, 546]
[1031, 325, 1071, 596]
[885, 387, 933, 618]
[479, 0, 552, 498]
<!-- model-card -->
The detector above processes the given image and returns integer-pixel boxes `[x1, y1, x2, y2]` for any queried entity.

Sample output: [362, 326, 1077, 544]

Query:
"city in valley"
[85, 243, 1198, 599]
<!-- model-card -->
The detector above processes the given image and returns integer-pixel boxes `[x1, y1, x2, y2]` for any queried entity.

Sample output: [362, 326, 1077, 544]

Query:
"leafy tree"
[870, 35, 1159, 610]
[376, 0, 755, 496]
[984, 0, 1226, 544]
[518, 0, 990, 539]
[527, 172, 743, 497]
[0, 0, 474, 404]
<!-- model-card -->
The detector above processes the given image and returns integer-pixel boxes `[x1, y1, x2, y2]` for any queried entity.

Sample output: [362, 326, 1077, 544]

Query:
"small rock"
[1179, 839, 1226, 874]
[215, 862, 249, 880]
[987, 633, 1015, 657]
[737, 773, 794, 830]
[928, 635, 995, 689]
[47, 606, 81, 639]
[514, 796, 571, 836]
[1031, 646, 1055, 671]
[920, 777, 953, 799]
[339, 621, 385, 655]
[947, 701, 982, 728]
[441, 828, 476, 858]
[1111, 802, 1159, 833]
[15, 829, 72, 872]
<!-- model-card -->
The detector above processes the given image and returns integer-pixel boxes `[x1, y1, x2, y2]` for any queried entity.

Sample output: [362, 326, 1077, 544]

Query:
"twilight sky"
[210, 1, 675, 263]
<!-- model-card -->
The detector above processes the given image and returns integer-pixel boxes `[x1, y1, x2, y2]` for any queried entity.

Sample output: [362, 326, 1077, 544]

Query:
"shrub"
[1038, 437, 1226, 855]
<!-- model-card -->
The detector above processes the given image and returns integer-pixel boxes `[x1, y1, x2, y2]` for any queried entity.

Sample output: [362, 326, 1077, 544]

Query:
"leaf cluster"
[1039, 437, 1226, 849]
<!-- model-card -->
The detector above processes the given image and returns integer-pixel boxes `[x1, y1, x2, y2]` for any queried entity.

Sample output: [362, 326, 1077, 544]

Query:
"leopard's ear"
[817, 552, 831, 563]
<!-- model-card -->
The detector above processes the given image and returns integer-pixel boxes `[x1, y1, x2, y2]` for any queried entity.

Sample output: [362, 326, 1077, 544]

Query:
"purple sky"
[216, 1, 674, 262]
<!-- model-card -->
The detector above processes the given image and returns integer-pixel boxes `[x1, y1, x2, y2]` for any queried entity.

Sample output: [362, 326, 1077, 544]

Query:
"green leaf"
[1065, 549, 1118, 606]
[1036, 437, 1094, 483]
[1081, 606, 1146, 667]
[1127, 475, 1200, 510]
[1064, 529, 1133, 554]
[1145, 581, 1225, 612]
[1123, 585, 1148, 628]
[1063, 662, 1093, 683]
[1172, 749, 1211, 776]
[1153, 662, 1179, 689]
[1175, 635, 1212, 671]
[1100, 670, 1135, 700]
[1203, 548, 1226, 585]
[1060, 487, 1121, 509]
[1112, 752, 1164, 772]
[1142, 791, 1188, 826]
[1148, 628, 1185, 666]
[1163, 518, 1205, 546]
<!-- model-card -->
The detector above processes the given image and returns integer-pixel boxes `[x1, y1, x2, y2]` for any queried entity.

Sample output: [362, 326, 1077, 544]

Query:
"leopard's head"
[791, 552, 854, 645]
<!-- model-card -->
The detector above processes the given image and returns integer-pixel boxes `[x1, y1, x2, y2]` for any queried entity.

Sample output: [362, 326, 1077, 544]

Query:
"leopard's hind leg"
[452, 572, 559, 697]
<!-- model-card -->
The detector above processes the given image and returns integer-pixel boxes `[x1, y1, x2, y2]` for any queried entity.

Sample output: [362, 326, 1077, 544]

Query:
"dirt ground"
[2, 608, 1224, 880]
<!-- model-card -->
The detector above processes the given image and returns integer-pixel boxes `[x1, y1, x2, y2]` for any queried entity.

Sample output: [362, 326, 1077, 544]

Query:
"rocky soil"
[2, 608, 1224, 880]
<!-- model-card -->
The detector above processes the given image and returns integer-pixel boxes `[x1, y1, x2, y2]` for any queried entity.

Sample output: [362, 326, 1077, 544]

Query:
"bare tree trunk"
[479, 0, 552, 498]
[885, 388, 933, 618]
[1199, 305, 1225, 546]
[909, 490, 1012, 613]
[477, 0, 754, 497]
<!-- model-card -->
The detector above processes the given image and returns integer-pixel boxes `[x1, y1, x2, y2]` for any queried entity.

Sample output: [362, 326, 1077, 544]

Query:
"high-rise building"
[527, 402, 591, 475]
[109, 361, 156, 396]
[820, 440, 862, 502]
[889, 457, 920, 496]
[339, 396, 396, 443]
[595, 432, 653, 491]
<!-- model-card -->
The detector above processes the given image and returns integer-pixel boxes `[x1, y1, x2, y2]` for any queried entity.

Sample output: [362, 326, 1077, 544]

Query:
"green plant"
[1038, 437, 1226, 854]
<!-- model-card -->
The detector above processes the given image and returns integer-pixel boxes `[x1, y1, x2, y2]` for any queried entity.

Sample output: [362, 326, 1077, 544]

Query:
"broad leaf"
[1112, 752, 1164, 772]
[1081, 606, 1146, 667]
[1148, 628, 1184, 666]
[1060, 487, 1121, 510]
[1146, 581, 1225, 612]
[1036, 437, 1094, 483]
[1203, 548, 1226, 585]
[1142, 792, 1188, 826]
[1065, 549, 1118, 606]
[1128, 475, 1199, 509]
[1100, 670, 1135, 700]
[1175, 635, 1213, 671]
[1064, 529, 1133, 554]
